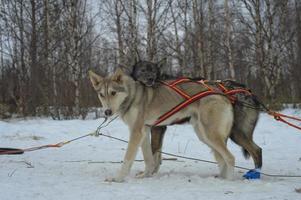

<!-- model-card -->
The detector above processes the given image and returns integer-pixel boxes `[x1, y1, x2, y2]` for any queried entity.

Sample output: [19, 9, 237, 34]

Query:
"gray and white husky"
[89, 68, 261, 182]
[131, 60, 262, 174]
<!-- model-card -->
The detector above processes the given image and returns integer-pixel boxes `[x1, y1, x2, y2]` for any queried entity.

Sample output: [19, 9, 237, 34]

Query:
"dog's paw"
[135, 171, 153, 178]
[152, 164, 161, 174]
[104, 177, 125, 183]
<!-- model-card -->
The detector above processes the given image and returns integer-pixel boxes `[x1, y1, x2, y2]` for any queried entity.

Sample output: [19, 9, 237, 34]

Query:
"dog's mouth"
[145, 79, 155, 87]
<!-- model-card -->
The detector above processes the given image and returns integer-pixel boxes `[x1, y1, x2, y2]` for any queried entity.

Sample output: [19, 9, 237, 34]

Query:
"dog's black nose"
[104, 109, 112, 116]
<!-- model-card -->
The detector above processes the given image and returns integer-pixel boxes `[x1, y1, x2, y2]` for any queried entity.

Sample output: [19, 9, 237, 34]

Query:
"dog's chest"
[122, 107, 140, 126]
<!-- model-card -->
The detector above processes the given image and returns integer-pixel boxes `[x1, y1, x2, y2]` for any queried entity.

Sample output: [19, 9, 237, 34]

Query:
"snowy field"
[1, 109, 301, 200]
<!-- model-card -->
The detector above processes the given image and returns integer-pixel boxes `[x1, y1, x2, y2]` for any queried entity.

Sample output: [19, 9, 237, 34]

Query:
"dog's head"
[89, 68, 131, 117]
[131, 59, 166, 87]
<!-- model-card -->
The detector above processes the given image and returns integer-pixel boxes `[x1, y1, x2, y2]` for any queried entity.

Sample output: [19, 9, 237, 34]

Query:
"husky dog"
[88, 68, 258, 182]
[131, 60, 164, 87]
[131, 58, 203, 86]
[131, 60, 262, 174]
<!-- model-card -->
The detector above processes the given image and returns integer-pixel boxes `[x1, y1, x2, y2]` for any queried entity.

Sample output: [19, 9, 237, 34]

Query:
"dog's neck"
[118, 81, 139, 118]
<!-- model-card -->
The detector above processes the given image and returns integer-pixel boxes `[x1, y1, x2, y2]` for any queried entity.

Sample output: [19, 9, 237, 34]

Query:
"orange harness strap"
[268, 111, 301, 130]
[217, 83, 229, 92]
[0, 142, 66, 155]
[153, 78, 251, 126]
[154, 78, 301, 131]
[160, 80, 191, 99]
[153, 89, 219, 126]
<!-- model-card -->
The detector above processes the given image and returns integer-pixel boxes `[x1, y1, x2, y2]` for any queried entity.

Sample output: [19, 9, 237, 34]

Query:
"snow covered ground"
[1, 109, 301, 200]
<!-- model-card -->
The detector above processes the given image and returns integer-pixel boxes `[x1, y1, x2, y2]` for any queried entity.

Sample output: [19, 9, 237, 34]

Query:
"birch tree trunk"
[29, 0, 38, 115]
[146, 0, 157, 61]
[126, 0, 138, 63]
[115, 0, 125, 65]
[42, 0, 49, 114]
[207, 0, 214, 80]
[224, 0, 235, 80]
[170, 0, 183, 67]
[192, 0, 205, 77]
[292, 0, 301, 102]
[71, 0, 81, 117]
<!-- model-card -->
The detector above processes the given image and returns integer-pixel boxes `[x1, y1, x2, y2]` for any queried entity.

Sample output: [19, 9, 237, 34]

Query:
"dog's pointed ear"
[88, 70, 103, 89]
[112, 68, 126, 83]
[157, 58, 167, 76]
[134, 49, 141, 63]
[118, 63, 132, 74]
[157, 58, 167, 68]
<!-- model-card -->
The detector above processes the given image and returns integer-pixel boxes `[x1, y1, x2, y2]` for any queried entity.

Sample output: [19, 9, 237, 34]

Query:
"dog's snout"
[104, 109, 112, 116]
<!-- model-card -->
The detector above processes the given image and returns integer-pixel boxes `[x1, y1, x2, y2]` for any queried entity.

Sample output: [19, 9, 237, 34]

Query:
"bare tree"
[291, 0, 301, 102]
[224, 0, 235, 79]
[1, 0, 300, 119]
[207, 0, 215, 80]
[240, 0, 291, 102]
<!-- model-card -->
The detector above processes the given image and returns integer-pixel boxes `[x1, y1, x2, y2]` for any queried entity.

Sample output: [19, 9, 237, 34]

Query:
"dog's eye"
[111, 91, 116, 96]
[99, 92, 104, 97]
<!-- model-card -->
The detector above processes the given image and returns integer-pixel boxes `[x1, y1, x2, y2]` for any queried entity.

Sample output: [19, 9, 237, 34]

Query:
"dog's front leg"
[106, 127, 145, 183]
[136, 126, 155, 178]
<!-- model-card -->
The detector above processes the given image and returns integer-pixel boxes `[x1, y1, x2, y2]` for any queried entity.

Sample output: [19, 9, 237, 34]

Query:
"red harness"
[153, 78, 252, 126]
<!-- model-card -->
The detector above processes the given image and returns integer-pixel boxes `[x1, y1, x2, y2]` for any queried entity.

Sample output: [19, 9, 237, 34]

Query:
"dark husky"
[131, 60, 262, 173]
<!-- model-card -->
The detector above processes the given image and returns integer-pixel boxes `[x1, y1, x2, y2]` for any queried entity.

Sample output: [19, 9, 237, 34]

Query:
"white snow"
[1, 109, 301, 200]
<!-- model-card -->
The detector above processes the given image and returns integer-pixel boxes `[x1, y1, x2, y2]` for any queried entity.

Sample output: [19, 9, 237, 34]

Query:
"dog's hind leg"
[230, 131, 262, 169]
[213, 150, 227, 177]
[193, 120, 235, 180]
[193, 99, 235, 180]
[209, 139, 235, 180]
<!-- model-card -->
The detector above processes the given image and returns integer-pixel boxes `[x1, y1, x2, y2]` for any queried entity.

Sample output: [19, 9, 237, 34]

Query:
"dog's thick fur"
[89, 68, 240, 182]
[131, 60, 163, 86]
[131, 61, 262, 174]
